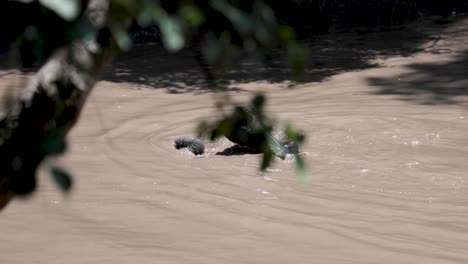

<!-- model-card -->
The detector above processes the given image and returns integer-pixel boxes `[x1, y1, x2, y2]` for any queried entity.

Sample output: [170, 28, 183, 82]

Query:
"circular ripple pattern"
[2, 19, 468, 264]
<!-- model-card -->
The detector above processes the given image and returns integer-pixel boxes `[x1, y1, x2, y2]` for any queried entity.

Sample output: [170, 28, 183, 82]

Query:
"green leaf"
[285, 124, 305, 144]
[295, 155, 309, 184]
[51, 167, 73, 192]
[276, 26, 295, 44]
[252, 94, 265, 109]
[261, 149, 274, 171]
[43, 137, 67, 156]
[159, 16, 185, 52]
[179, 5, 205, 27]
[68, 16, 98, 51]
[39, 0, 81, 21]
[149, 5, 165, 21]
[266, 133, 287, 159]
[287, 43, 308, 77]
[202, 33, 231, 65]
[110, 23, 132, 51]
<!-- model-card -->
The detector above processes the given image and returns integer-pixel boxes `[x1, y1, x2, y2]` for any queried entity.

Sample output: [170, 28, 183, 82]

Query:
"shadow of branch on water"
[368, 48, 468, 106]
[102, 17, 465, 94]
[215, 145, 259, 156]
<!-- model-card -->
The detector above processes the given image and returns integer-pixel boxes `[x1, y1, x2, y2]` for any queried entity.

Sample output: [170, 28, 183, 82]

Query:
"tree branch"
[0, 0, 113, 209]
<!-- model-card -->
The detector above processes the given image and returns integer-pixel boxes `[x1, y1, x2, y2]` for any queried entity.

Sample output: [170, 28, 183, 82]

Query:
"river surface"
[1, 17, 468, 263]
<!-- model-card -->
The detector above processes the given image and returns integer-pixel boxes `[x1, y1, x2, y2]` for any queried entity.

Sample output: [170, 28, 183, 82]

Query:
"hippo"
[174, 106, 298, 159]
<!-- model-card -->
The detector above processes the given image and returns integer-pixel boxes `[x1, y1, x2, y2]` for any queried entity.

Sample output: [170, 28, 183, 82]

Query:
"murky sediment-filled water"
[1, 17, 468, 264]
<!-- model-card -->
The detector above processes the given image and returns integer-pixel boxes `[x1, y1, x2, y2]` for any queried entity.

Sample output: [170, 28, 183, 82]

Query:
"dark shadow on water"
[368, 49, 468, 106]
[216, 145, 259, 156]
[102, 17, 466, 94]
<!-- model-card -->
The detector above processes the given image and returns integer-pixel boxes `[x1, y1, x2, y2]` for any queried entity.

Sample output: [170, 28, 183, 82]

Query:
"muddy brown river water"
[1, 17, 468, 264]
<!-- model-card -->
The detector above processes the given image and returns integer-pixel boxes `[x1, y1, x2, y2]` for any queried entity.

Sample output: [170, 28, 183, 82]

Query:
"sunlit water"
[1, 18, 468, 263]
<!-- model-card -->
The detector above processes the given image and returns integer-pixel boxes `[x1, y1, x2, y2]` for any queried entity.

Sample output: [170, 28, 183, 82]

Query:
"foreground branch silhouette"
[0, 0, 307, 210]
[0, 0, 114, 209]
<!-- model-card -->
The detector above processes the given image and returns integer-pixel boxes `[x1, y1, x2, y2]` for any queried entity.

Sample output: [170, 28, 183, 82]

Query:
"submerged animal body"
[174, 106, 298, 157]
[174, 137, 205, 155]
[174, 133, 298, 157]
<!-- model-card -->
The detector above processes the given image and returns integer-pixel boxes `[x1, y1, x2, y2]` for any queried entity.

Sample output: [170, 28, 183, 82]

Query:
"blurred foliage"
[50, 166, 73, 192]
[198, 94, 306, 175]
[3, 0, 464, 68]
[1, 0, 307, 72]
[0, 0, 310, 196]
[1, 0, 466, 197]
[1, 0, 465, 198]
[0, 78, 78, 196]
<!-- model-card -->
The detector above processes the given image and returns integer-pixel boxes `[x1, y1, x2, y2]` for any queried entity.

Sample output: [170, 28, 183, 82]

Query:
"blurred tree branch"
[0, 0, 307, 210]
[0, 0, 114, 208]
